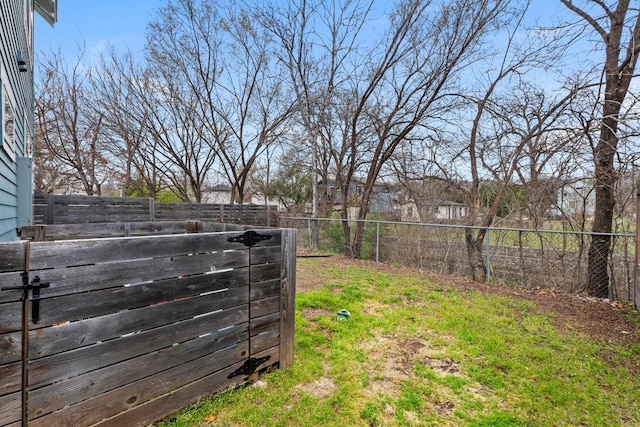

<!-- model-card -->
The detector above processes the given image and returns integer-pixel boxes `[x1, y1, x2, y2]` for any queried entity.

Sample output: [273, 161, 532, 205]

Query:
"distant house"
[1, 0, 57, 241]
[202, 184, 234, 204]
[200, 183, 283, 210]
[399, 199, 469, 222]
[325, 179, 397, 218]
[557, 177, 596, 219]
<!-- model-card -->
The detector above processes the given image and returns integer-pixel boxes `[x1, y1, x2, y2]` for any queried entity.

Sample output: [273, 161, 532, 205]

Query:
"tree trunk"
[586, 114, 618, 297]
[465, 228, 486, 282]
[587, 234, 611, 298]
[341, 217, 352, 257]
[560, 0, 640, 297]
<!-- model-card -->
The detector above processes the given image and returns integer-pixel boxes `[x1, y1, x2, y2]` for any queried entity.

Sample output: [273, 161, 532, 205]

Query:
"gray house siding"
[0, 0, 34, 241]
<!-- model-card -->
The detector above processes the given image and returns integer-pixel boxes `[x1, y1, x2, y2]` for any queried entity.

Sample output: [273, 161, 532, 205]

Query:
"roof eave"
[34, 0, 58, 27]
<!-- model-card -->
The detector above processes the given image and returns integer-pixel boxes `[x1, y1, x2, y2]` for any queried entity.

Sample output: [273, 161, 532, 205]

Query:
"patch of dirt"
[297, 256, 640, 346]
[361, 336, 432, 398]
[362, 300, 386, 317]
[295, 376, 336, 399]
[301, 307, 333, 319]
[425, 356, 460, 375]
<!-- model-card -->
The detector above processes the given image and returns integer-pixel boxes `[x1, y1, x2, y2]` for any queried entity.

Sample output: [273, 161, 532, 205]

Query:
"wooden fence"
[33, 194, 278, 227]
[0, 226, 296, 426]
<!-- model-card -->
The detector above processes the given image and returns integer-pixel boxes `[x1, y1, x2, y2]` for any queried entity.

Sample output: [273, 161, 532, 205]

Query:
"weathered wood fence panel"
[33, 194, 278, 227]
[33, 194, 153, 224]
[20, 220, 247, 242]
[0, 228, 296, 427]
[0, 242, 26, 427]
[155, 202, 275, 226]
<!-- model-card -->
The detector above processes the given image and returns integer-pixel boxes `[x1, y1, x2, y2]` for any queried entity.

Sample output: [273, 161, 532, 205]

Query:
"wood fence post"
[149, 198, 155, 221]
[32, 225, 47, 242]
[46, 195, 54, 225]
[280, 228, 296, 368]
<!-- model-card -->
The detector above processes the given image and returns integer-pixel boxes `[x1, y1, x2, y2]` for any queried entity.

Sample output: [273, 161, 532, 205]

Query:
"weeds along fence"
[280, 216, 637, 304]
[32, 194, 278, 227]
[0, 221, 295, 427]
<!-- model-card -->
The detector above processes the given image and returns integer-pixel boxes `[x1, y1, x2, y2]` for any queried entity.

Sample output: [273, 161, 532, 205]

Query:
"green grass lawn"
[156, 257, 640, 427]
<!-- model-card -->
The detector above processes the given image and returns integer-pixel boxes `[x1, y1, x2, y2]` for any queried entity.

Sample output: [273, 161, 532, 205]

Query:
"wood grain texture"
[33, 194, 277, 227]
[92, 346, 280, 427]
[28, 233, 253, 270]
[251, 296, 281, 319]
[28, 323, 248, 418]
[0, 360, 21, 396]
[28, 305, 250, 388]
[28, 343, 252, 427]
[29, 268, 249, 329]
[29, 287, 249, 359]
[0, 330, 21, 364]
[2, 228, 293, 426]
[250, 278, 280, 300]
[0, 392, 20, 426]
[0, 301, 22, 333]
[250, 313, 280, 337]
[280, 228, 296, 368]
[27, 249, 249, 300]
[250, 263, 282, 284]
[0, 241, 25, 273]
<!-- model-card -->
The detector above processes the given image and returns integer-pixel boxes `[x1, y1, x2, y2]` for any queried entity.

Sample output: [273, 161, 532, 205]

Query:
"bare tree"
[35, 46, 111, 195]
[92, 49, 165, 198]
[561, 0, 640, 297]
[146, 0, 295, 204]
[389, 1, 590, 281]
[264, 0, 517, 258]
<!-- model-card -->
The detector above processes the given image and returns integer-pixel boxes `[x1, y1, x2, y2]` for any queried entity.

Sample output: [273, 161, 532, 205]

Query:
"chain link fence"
[280, 216, 636, 304]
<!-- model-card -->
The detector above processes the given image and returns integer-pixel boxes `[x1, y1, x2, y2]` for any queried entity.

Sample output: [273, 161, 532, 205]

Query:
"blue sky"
[36, 1, 572, 62]
[35, 0, 160, 60]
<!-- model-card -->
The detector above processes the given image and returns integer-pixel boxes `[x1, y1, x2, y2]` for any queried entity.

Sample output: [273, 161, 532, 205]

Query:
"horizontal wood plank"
[30, 268, 248, 329]
[251, 296, 281, 319]
[0, 330, 21, 365]
[28, 323, 248, 419]
[29, 342, 251, 427]
[0, 273, 24, 304]
[28, 233, 254, 270]
[250, 312, 280, 336]
[250, 278, 280, 301]
[0, 241, 25, 273]
[250, 245, 282, 264]
[0, 392, 20, 426]
[0, 302, 21, 333]
[28, 250, 249, 300]
[251, 263, 282, 283]
[251, 329, 280, 355]
[30, 285, 249, 359]
[4, 223, 291, 426]
[92, 345, 280, 427]
[29, 306, 249, 388]
[0, 361, 21, 396]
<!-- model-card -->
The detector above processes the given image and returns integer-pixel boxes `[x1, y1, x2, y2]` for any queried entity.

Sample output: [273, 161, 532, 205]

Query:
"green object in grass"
[337, 309, 351, 321]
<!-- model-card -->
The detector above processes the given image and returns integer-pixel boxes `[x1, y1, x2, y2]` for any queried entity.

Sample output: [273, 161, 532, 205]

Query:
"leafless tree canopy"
[34, 0, 640, 294]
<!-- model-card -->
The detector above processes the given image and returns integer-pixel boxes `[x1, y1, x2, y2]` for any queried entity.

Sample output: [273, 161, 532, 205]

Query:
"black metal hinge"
[0, 273, 50, 323]
[228, 355, 271, 378]
[227, 230, 272, 247]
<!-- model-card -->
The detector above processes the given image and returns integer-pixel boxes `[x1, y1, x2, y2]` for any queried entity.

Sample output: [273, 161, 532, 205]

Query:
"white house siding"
[0, 0, 34, 240]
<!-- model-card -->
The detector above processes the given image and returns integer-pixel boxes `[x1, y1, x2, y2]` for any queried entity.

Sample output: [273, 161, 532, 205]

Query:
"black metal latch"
[228, 355, 271, 378]
[0, 273, 50, 323]
[228, 230, 272, 247]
